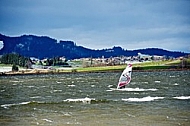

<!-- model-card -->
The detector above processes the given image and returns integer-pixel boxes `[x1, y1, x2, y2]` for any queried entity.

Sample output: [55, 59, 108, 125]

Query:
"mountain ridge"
[0, 33, 188, 59]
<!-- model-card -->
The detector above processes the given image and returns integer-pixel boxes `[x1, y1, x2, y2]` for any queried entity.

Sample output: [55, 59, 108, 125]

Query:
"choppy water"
[0, 71, 190, 126]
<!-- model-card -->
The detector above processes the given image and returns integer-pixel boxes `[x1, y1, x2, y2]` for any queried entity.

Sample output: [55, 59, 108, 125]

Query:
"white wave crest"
[122, 96, 164, 102]
[64, 97, 95, 104]
[173, 96, 190, 100]
[125, 88, 157, 91]
[110, 88, 157, 91]
[53, 90, 62, 92]
[173, 83, 179, 86]
[68, 84, 75, 87]
[106, 89, 113, 92]
[42, 119, 53, 123]
[108, 85, 113, 88]
[1, 90, 5, 92]
[142, 82, 149, 84]
[25, 86, 35, 88]
[1, 101, 31, 108]
[30, 96, 42, 99]
[155, 81, 161, 83]
[10, 80, 24, 83]
[56, 81, 62, 84]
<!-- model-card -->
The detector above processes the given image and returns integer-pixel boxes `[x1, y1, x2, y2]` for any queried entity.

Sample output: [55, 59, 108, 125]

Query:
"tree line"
[0, 53, 70, 68]
[0, 53, 30, 67]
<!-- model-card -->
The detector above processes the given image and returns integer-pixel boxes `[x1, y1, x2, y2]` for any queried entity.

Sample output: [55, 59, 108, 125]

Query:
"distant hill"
[0, 33, 188, 59]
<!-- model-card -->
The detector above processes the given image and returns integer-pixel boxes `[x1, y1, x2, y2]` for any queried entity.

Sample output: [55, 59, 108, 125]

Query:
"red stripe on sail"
[128, 64, 132, 67]
[118, 76, 131, 87]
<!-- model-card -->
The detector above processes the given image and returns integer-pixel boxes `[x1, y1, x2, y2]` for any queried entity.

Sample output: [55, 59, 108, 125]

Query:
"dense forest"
[0, 53, 70, 68]
[0, 53, 29, 67]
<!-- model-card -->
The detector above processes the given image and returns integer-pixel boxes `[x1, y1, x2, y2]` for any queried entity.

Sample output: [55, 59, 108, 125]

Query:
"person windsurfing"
[117, 64, 132, 89]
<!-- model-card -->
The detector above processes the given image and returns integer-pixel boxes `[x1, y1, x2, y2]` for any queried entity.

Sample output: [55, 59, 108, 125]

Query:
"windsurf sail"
[117, 64, 132, 89]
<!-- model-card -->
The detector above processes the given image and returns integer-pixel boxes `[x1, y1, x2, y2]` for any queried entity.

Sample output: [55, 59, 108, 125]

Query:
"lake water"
[0, 71, 190, 126]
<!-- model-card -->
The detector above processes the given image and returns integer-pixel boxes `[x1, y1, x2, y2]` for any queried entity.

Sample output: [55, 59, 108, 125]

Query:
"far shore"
[1, 58, 190, 76]
[0, 67, 189, 76]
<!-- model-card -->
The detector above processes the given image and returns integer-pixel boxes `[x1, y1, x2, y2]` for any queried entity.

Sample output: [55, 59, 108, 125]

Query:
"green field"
[0, 64, 12, 67]
[76, 65, 126, 72]
[75, 59, 186, 72]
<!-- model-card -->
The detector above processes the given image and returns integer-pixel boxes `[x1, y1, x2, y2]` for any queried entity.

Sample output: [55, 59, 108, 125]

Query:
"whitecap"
[26, 86, 35, 88]
[68, 84, 75, 87]
[56, 81, 62, 84]
[106, 90, 113, 92]
[107, 85, 113, 88]
[64, 97, 95, 104]
[173, 83, 179, 86]
[63, 112, 72, 117]
[124, 88, 157, 91]
[122, 96, 164, 102]
[30, 96, 42, 99]
[110, 88, 157, 92]
[66, 122, 82, 125]
[155, 81, 161, 83]
[173, 96, 190, 100]
[53, 90, 62, 92]
[42, 119, 53, 123]
[41, 86, 47, 88]
[1, 101, 31, 108]
[126, 113, 136, 117]
[142, 82, 149, 84]
[1, 90, 5, 92]
[10, 80, 24, 83]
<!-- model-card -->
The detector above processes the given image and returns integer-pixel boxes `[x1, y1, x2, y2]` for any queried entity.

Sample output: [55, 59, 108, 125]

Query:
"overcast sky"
[0, 0, 190, 52]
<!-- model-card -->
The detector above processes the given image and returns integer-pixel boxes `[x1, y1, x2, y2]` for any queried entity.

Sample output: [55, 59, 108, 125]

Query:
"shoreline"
[0, 68, 189, 76]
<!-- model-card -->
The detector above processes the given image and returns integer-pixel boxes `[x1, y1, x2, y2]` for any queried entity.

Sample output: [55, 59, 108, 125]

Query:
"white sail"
[117, 64, 132, 89]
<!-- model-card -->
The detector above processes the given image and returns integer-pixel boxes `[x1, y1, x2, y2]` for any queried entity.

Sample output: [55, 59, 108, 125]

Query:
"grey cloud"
[0, 0, 190, 52]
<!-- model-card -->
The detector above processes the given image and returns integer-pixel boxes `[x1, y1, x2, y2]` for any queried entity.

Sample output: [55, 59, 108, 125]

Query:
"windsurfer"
[117, 64, 132, 89]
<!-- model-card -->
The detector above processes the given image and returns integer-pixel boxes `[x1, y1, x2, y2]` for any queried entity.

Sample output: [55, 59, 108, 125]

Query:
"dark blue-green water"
[0, 71, 190, 126]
